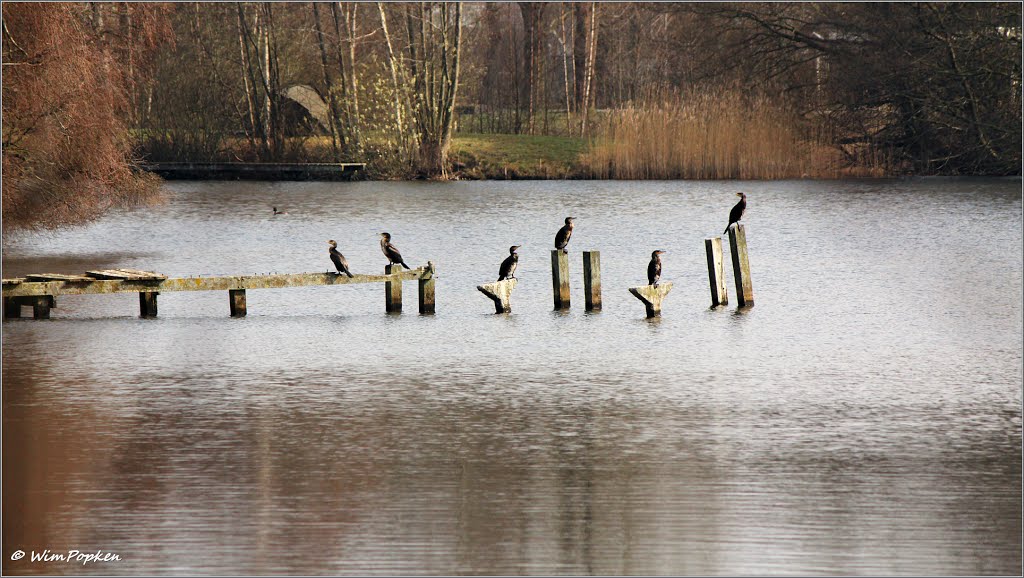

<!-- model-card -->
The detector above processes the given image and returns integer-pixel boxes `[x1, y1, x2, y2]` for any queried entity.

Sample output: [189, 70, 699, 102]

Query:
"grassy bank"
[449, 133, 587, 179]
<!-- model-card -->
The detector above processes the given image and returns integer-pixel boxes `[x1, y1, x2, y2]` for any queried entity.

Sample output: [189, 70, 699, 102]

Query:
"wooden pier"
[3, 264, 435, 319]
[140, 162, 365, 181]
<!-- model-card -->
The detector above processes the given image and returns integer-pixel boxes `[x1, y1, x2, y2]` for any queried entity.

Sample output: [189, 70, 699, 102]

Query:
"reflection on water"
[3, 179, 1021, 575]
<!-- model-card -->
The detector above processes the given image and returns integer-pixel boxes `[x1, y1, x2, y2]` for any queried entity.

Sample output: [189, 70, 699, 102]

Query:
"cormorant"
[498, 245, 521, 281]
[554, 217, 575, 253]
[327, 240, 354, 277]
[379, 232, 410, 269]
[723, 192, 746, 234]
[648, 250, 666, 286]
[273, 206, 288, 216]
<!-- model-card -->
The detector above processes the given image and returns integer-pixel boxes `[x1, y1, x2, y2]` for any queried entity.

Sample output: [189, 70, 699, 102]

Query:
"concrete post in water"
[4, 297, 21, 318]
[705, 237, 728, 307]
[728, 224, 754, 306]
[139, 292, 158, 318]
[385, 264, 403, 313]
[583, 251, 602, 311]
[229, 289, 247, 317]
[628, 282, 674, 318]
[418, 261, 435, 314]
[477, 279, 517, 313]
[551, 250, 570, 310]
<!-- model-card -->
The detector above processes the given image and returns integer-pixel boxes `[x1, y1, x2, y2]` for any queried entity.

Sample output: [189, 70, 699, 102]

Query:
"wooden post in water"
[30, 296, 54, 319]
[727, 224, 754, 306]
[418, 262, 435, 314]
[477, 279, 517, 313]
[4, 297, 21, 318]
[139, 292, 158, 318]
[229, 289, 247, 317]
[385, 264, 403, 313]
[628, 282, 674, 318]
[551, 250, 570, 310]
[583, 251, 602, 311]
[705, 237, 728, 307]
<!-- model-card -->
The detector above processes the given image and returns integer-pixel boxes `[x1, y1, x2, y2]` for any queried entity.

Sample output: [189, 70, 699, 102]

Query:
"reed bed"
[584, 90, 854, 179]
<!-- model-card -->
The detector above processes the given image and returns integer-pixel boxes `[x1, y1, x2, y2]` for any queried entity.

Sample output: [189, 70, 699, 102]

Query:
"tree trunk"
[312, 3, 341, 161]
[378, 2, 410, 159]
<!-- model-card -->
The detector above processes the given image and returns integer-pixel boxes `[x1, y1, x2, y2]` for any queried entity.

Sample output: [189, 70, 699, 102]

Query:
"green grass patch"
[450, 133, 588, 179]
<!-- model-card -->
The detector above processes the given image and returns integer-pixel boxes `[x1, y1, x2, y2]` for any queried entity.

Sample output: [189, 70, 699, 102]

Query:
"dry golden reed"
[583, 89, 851, 179]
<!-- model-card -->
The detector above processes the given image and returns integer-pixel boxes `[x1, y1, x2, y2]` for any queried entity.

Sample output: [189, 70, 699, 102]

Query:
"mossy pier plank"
[3, 265, 434, 319]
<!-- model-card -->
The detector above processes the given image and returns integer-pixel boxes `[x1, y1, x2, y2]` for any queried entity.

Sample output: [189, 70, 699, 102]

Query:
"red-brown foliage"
[2, 3, 163, 232]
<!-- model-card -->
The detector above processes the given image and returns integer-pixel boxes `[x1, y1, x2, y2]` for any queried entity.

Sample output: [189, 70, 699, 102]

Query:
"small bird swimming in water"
[723, 192, 746, 234]
[380, 232, 410, 269]
[327, 240, 353, 277]
[554, 217, 575, 253]
[498, 245, 521, 281]
[273, 206, 288, 216]
[648, 250, 666, 287]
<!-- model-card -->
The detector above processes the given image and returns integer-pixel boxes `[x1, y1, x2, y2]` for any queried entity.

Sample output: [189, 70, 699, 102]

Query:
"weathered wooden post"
[583, 251, 602, 311]
[139, 292, 158, 318]
[728, 224, 754, 306]
[628, 282, 674, 318]
[477, 279, 517, 313]
[551, 250, 570, 309]
[229, 289, 247, 317]
[705, 237, 728, 307]
[4, 297, 21, 318]
[385, 264, 403, 313]
[418, 262, 435, 314]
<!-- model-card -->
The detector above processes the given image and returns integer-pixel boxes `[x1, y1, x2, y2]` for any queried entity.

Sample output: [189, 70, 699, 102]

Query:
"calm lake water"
[3, 179, 1021, 576]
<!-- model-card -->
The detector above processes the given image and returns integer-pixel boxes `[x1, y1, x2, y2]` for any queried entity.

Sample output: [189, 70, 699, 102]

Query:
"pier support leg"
[728, 224, 754, 306]
[418, 262, 435, 314]
[551, 250, 570, 310]
[31, 296, 54, 319]
[477, 279, 517, 313]
[628, 282, 674, 318]
[385, 264, 403, 313]
[705, 237, 729, 307]
[229, 289, 247, 317]
[4, 297, 21, 319]
[139, 292, 158, 318]
[583, 251, 602, 311]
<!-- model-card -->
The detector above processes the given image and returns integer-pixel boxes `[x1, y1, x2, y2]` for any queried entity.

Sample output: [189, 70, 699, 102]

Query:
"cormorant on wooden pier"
[498, 245, 521, 281]
[724, 193, 746, 234]
[380, 233, 410, 269]
[554, 217, 575, 253]
[648, 250, 665, 286]
[327, 240, 354, 277]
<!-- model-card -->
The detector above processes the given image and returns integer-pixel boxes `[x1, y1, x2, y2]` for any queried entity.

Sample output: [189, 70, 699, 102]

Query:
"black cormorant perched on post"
[327, 240, 354, 277]
[554, 217, 575, 253]
[273, 206, 288, 216]
[498, 245, 521, 281]
[379, 232, 410, 269]
[648, 250, 666, 286]
[723, 192, 746, 234]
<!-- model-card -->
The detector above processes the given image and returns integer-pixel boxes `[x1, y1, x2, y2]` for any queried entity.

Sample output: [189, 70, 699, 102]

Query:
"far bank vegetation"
[3, 3, 1020, 230]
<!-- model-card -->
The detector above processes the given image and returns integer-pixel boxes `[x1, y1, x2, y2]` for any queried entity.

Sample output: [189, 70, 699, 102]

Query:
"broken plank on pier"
[85, 269, 167, 280]
[24, 273, 97, 282]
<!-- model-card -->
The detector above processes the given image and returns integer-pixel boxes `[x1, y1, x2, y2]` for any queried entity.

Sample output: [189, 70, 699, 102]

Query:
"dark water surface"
[3, 179, 1021, 575]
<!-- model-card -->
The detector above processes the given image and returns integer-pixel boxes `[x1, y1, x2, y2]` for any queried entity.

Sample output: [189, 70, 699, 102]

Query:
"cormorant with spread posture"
[723, 192, 746, 234]
[327, 240, 354, 277]
[648, 250, 666, 286]
[554, 217, 575, 253]
[379, 232, 410, 269]
[498, 245, 521, 281]
[273, 206, 288, 216]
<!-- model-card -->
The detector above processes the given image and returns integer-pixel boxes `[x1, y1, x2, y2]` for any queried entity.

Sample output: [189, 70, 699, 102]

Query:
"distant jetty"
[140, 162, 365, 181]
